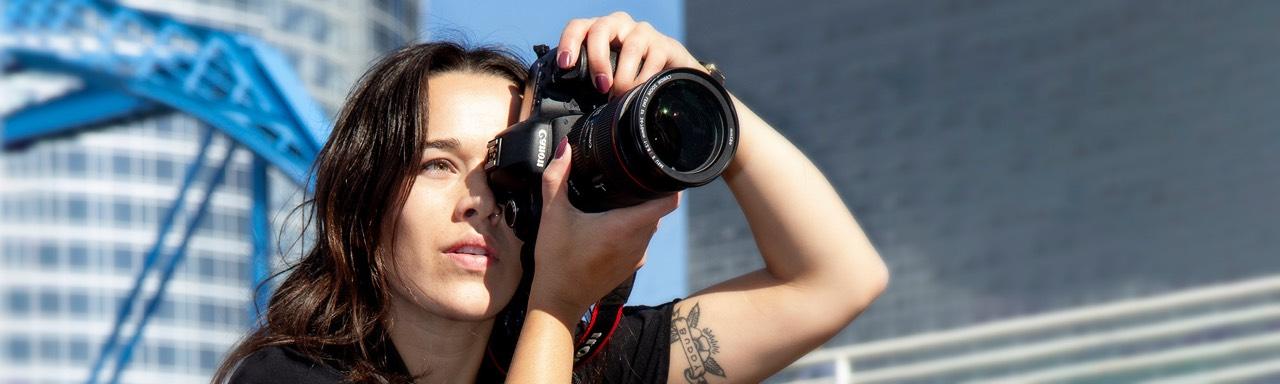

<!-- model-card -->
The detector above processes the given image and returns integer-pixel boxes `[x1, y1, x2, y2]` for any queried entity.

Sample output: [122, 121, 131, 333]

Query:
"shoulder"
[615, 299, 679, 342]
[227, 345, 346, 384]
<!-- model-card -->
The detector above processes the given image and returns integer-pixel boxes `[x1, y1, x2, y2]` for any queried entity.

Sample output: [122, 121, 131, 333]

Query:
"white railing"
[780, 274, 1280, 383]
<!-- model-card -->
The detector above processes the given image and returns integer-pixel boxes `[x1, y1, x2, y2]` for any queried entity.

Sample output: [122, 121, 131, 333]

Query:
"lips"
[445, 236, 497, 271]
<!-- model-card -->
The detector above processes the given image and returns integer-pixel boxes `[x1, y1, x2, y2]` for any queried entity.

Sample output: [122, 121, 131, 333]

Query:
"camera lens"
[644, 80, 722, 173]
[565, 68, 737, 212]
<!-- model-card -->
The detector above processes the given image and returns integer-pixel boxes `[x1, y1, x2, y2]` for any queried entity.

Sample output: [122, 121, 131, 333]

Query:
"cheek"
[385, 186, 448, 284]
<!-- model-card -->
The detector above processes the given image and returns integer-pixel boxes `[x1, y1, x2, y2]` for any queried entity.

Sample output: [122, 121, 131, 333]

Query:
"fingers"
[557, 18, 594, 69]
[608, 191, 680, 229]
[611, 21, 656, 97]
[631, 45, 668, 95]
[541, 137, 571, 209]
[584, 14, 633, 93]
[554, 12, 702, 99]
[557, 13, 640, 94]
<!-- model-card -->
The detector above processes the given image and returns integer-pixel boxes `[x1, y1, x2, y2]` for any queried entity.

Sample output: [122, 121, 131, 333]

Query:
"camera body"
[485, 44, 737, 241]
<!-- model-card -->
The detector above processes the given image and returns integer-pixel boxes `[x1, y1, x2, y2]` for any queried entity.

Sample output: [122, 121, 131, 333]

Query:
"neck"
[386, 297, 494, 384]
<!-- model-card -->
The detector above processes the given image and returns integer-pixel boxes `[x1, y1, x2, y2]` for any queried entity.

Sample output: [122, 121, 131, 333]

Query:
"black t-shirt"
[228, 301, 676, 383]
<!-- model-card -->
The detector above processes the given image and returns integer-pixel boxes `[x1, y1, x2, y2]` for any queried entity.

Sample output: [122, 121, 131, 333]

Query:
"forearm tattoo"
[671, 303, 726, 383]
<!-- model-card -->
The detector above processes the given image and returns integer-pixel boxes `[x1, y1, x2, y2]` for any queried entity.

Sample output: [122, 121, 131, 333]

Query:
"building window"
[3, 239, 22, 266]
[114, 247, 135, 271]
[200, 346, 219, 371]
[38, 244, 58, 267]
[112, 154, 133, 176]
[18, 199, 32, 220]
[155, 115, 173, 136]
[69, 291, 89, 315]
[313, 58, 333, 89]
[114, 201, 132, 225]
[312, 14, 329, 44]
[158, 298, 175, 322]
[39, 291, 59, 315]
[8, 338, 31, 363]
[7, 289, 30, 315]
[69, 244, 89, 269]
[69, 337, 90, 363]
[198, 212, 215, 232]
[199, 256, 217, 281]
[68, 197, 88, 222]
[68, 151, 87, 176]
[200, 301, 216, 325]
[158, 345, 176, 368]
[231, 165, 251, 188]
[234, 259, 249, 281]
[156, 157, 176, 182]
[40, 337, 60, 362]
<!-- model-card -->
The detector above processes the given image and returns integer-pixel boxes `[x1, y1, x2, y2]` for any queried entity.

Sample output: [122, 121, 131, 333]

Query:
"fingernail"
[595, 74, 610, 94]
[554, 137, 568, 159]
[557, 50, 571, 68]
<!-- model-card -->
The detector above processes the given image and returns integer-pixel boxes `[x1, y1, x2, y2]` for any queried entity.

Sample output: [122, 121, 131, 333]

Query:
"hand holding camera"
[554, 12, 706, 98]
[485, 12, 739, 366]
[527, 140, 678, 321]
[485, 13, 736, 242]
[508, 10, 733, 316]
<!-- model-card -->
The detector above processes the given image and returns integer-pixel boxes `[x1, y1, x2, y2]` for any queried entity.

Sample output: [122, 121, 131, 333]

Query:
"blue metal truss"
[2, 0, 328, 183]
[1, 1, 332, 383]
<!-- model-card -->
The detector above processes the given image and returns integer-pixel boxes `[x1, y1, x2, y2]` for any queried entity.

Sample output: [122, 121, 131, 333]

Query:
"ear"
[517, 84, 536, 121]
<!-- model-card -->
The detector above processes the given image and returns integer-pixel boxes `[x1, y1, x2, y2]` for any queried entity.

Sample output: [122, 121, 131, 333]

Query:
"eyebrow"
[424, 138, 461, 151]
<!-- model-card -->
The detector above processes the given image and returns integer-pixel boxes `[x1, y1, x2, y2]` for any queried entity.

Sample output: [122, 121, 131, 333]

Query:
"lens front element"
[644, 79, 723, 173]
[566, 68, 738, 212]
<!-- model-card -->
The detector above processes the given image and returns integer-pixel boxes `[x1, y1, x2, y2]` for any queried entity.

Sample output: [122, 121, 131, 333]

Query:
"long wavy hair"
[212, 42, 527, 383]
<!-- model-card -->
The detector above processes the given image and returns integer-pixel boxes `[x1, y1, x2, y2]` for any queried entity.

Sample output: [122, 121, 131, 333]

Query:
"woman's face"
[387, 71, 526, 321]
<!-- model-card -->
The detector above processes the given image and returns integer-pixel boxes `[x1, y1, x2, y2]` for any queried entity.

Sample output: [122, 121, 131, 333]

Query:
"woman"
[216, 12, 888, 383]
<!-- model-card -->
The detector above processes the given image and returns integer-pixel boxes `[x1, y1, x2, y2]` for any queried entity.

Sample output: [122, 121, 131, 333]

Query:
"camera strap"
[479, 242, 635, 379]
[573, 274, 634, 364]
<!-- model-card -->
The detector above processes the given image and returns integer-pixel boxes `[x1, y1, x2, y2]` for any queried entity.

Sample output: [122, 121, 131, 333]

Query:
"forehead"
[423, 71, 522, 142]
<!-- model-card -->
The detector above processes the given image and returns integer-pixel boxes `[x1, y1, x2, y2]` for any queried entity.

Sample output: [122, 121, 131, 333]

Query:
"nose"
[455, 169, 502, 226]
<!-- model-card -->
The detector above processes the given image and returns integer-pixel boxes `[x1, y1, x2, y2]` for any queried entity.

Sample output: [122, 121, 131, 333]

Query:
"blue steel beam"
[108, 142, 239, 384]
[3, 86, 159, 144]
[85, 126, 216, 384]
[249, 155, 272, 323]
[2, 0, 330, 184]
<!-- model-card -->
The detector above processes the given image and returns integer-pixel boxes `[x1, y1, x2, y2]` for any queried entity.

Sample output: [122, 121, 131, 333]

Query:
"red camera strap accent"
[479, 239, 637, 379]
[573, 274, 634, 366]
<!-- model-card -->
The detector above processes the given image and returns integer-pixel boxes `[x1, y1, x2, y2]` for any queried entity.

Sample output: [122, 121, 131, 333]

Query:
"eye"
[421, 159, 457, 175]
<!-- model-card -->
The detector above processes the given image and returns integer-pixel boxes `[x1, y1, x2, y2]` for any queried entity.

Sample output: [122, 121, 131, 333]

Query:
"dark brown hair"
[212, 42, 527, 383]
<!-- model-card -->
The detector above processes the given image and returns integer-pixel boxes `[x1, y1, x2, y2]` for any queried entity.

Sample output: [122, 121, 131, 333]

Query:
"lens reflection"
[644, 79, 722, 172]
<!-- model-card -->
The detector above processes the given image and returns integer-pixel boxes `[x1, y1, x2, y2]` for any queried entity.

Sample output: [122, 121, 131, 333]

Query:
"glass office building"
[684, 1, 1280, 382]
[0, 1, 417, 383]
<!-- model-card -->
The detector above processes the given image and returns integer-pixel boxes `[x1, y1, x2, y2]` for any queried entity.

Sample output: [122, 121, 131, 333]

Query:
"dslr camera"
[485, 44, 738, 241]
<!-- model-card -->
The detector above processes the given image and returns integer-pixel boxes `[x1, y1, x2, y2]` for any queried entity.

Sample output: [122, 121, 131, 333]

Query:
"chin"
[435, 283, 516, 321]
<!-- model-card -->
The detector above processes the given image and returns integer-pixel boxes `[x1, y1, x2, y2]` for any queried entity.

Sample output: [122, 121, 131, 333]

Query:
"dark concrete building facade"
[684, 1, 1280, 381]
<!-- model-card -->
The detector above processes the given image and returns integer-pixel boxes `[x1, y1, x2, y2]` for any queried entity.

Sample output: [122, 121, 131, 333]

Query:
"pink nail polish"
[557, 50, 571, 68]
[554, 137, 568, 159]
[595, 74, 610, 93]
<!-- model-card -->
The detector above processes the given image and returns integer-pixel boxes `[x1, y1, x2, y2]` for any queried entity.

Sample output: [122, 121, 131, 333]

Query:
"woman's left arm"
[666, 94, 889, 383]
[555, 12, 890, 383]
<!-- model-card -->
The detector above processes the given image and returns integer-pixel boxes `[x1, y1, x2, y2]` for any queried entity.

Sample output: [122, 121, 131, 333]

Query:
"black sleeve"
[228, 346, 346, 384]
[574, 299, 679, 384]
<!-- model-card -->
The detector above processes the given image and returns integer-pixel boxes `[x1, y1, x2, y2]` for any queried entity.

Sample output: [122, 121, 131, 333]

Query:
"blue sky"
[420, 0, 688, 305]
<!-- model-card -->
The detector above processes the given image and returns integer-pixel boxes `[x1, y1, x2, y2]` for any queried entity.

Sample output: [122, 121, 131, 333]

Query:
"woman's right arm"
[506, 139, 679, 383]
[505, 304, 579, 383]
